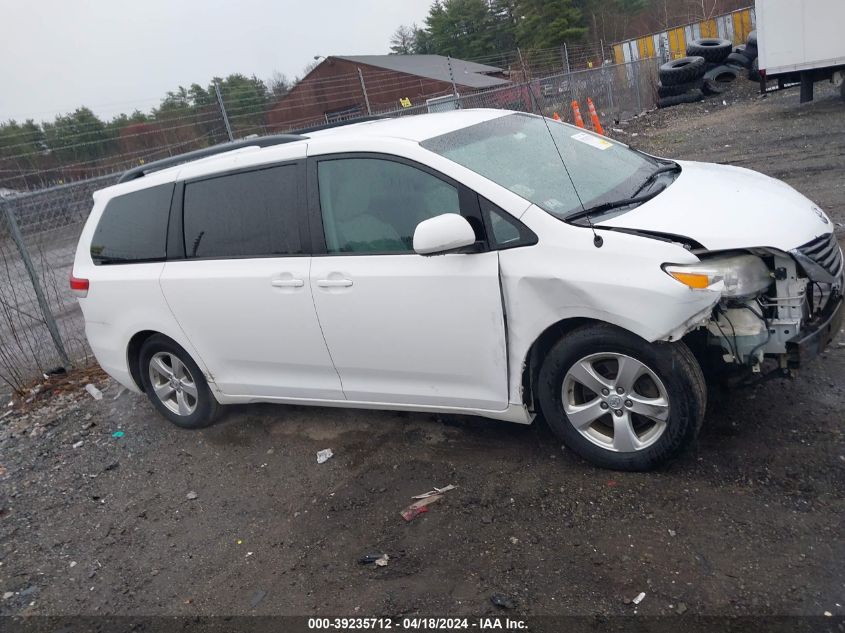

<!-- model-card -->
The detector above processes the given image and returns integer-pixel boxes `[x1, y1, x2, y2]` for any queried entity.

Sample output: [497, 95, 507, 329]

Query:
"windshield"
[421, 113, 657, 220]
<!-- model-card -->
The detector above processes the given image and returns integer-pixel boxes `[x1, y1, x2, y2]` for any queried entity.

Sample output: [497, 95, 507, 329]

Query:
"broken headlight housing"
[664, 254, 773, 299]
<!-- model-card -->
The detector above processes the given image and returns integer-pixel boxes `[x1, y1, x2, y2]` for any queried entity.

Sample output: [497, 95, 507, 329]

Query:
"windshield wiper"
[567, 183, 668, 223]
[631, 163, 681, 198]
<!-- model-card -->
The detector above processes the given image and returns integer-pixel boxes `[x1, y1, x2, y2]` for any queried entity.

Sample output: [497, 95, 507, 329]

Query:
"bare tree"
[389, 24, 418, 55]
[267, 71, 293, 98]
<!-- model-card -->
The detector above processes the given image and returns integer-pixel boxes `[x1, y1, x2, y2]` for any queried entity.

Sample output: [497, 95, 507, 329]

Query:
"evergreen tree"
[514, 0, 587, 49]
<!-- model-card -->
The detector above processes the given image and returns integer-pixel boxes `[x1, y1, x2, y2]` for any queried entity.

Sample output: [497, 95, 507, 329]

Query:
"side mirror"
[413, 214, 476, 256]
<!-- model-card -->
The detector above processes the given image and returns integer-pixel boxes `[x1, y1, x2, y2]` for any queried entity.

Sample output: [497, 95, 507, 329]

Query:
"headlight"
[664, 254, 772, 298]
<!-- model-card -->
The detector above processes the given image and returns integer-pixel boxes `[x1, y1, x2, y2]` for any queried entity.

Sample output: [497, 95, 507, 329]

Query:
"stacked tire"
[657, 57, 706, 108]
[657, 37, 740, 108]
[688, 38, 739, 95]
[725, 30, 761, 82]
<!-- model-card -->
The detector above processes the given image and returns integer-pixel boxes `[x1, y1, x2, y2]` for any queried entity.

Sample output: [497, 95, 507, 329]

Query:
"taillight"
[70, 275, 89, 298]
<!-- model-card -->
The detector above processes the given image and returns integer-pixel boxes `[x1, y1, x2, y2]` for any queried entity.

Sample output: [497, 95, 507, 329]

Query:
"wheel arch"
[520, 317, 649, 411]
[127, 330, 160, 392]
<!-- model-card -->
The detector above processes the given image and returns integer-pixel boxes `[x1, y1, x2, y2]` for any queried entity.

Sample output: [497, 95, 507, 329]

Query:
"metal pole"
[634, 60, 643, 113]
[563, 42, 571, 75]
[446, 56, 460, 106]
[517, 47, 530, 82]
[1, 199, 70, 367]
[357, 68, 372, 115]
[600, 39, 606, 64]
[215, 81, 235, 142]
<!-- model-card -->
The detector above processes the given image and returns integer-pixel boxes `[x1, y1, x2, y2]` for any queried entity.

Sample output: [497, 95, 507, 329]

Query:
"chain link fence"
[0, 57, 658, 394]
[373, 58, 659, 128]
[0, 175, 117, 393]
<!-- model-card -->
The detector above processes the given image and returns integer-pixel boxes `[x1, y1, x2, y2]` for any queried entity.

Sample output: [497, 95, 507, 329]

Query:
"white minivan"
[72, 110, 843, 470]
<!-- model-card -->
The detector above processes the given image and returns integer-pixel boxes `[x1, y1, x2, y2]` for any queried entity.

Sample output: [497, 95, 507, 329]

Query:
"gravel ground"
[1, 80, 843, 623]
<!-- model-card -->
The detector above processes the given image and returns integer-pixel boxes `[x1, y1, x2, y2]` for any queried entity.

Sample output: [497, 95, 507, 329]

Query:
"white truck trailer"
[755, 0, 845, 102]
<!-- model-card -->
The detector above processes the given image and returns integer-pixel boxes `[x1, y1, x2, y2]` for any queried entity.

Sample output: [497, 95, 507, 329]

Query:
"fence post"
[633, 60, 643, 113]
[357, 68, 372, 115]
[1, 198, 71, 367]
[446, 56, 460, 107]
[215, 81, 235, 142]
[563, 43, 571, 75]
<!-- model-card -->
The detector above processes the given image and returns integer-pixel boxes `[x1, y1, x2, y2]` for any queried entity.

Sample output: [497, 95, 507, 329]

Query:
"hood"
[596, 160, 832, 252]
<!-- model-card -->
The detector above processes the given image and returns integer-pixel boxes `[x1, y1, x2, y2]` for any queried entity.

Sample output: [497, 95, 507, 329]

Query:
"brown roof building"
[266, 55, 511, 131]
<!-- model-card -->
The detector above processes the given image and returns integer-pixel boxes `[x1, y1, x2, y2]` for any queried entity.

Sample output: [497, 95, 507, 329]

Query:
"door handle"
[316, 279, 353, 288]
[271, 278, 304, 288]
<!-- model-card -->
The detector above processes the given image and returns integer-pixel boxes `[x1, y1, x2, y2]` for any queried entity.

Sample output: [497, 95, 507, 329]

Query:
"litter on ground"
[411, 484, 456, 499]
[400, 494, 443, 522]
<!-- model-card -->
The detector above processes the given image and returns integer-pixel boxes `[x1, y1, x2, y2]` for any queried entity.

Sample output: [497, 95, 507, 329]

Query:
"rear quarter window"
[182, 165, 302, 259]
[90, 184, 173, 265]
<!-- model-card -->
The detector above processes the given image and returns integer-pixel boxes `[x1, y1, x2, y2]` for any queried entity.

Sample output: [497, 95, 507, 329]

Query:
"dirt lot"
[1, 81, 844, 624]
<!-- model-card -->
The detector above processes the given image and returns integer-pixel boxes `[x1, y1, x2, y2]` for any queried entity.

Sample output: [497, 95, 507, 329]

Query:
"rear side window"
[90, 184, 173, 265]
[183, 165, 302, 259]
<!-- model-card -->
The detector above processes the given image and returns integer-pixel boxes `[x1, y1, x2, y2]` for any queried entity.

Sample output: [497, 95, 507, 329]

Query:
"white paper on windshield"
[571, 132, 613, 150]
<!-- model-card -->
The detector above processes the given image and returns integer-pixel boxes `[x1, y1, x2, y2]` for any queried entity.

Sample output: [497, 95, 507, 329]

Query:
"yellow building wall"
[613, 44, 624, 64]
[700, 19, 718, 38]
[668, 28, 686, 59]
[732, 8, 753, 43]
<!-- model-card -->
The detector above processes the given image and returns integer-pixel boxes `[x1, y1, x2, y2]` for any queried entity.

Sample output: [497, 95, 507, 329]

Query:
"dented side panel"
[499, 205, 720, 404]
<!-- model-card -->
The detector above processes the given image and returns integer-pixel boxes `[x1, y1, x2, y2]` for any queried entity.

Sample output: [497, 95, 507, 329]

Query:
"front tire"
[537, 324, 706, 471]
[139, 334, 220, 429]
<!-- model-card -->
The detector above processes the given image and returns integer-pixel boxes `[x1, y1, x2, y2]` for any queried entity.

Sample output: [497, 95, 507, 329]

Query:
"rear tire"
[537, 324, 706, 471]
[139, 334, 220, 429]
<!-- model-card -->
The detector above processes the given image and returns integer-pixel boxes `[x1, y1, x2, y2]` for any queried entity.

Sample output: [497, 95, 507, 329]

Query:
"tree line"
[0, 72, 302, 190]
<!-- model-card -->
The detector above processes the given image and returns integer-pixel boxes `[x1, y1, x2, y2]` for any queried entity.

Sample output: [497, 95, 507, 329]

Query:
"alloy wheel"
[561, 352, 670, 452]
[148, 352, 198, 416]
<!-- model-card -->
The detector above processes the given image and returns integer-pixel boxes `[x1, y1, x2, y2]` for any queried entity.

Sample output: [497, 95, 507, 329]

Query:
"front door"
[160, 162, 343, 400]
[308, 155, 508, 410]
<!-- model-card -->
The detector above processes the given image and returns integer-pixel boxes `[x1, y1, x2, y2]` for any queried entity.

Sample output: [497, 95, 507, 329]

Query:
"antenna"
[525, 83, 603, 248]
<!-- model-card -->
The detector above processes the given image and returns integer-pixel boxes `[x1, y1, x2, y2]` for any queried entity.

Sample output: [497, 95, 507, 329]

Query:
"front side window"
[183, 165, 302, 259]
[317, 158, 460, 253]
[90, 184, 173, 265]
[421, 113, 656, 221]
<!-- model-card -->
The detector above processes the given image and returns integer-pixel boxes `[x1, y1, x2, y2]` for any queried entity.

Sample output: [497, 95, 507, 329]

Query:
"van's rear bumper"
[786, 296, 843, 369]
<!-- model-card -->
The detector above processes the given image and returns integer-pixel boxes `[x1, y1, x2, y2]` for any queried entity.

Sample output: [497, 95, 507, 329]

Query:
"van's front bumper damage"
[786, 296, 844, 369]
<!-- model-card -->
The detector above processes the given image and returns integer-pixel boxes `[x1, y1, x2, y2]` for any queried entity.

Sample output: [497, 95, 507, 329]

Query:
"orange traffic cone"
[586, 97, 605, 135]
[552, 112, 561, 121]
[571, 101, 585, 128]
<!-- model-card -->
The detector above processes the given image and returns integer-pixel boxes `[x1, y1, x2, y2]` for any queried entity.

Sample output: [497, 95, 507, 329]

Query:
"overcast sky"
[0, 0, 433, 123]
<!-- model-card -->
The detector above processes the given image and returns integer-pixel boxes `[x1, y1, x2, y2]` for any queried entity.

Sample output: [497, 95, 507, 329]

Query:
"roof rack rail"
[116, 134, 306, 183]
[293, 115, 390, 135]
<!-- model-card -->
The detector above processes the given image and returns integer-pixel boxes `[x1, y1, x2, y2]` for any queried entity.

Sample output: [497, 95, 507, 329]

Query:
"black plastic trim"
[117, 135, 307, 183]
[786, 296, 843, 369]
[166, 182, 185, 260]
[478, 196, 539, 251]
